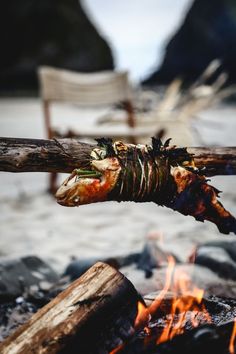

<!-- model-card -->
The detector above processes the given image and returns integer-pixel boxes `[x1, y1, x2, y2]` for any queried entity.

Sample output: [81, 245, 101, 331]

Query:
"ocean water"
[83, 0, 193, 82]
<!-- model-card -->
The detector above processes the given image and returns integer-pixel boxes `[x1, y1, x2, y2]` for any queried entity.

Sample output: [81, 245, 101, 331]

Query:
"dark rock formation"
[143, 0, 236, 85]
[0, 0, 114, 92]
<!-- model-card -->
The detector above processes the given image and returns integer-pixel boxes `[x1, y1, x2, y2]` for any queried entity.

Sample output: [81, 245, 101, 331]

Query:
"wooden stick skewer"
[0, 137, 236, 176]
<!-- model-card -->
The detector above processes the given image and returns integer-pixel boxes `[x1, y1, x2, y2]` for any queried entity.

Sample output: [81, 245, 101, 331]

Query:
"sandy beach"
[0, 98, 236, 273]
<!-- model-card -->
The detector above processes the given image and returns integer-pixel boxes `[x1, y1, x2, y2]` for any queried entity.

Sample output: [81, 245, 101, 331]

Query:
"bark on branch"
[0, 137, 236, 176]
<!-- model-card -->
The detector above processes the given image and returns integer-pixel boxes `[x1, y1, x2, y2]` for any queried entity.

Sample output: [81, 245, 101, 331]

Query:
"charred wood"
[117, 294, 236, 354]
[118, 323, 235, 354]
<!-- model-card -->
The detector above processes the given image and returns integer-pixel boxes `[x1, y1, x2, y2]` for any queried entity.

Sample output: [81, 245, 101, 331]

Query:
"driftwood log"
[0, 262, 142, 354]
[0, 137, 236, 176]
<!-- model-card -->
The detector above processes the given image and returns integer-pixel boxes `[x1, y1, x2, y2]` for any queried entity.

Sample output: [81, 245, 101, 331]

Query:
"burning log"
[0, 262, 143, 354]
[55, 138, 236, 235]
[0, 137, 236, 176]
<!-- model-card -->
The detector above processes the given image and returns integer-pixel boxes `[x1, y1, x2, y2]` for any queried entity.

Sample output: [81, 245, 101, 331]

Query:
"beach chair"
[38, 66, 137, 192]
[38, 66, 137, 138]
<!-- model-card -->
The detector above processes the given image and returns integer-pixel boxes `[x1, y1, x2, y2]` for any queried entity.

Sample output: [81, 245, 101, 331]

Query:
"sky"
[83, 0, 193, 82]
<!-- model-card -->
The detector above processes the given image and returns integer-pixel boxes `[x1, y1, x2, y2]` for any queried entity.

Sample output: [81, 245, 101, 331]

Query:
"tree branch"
[0, 137, 236, 176]
[0, 137, 93, 173]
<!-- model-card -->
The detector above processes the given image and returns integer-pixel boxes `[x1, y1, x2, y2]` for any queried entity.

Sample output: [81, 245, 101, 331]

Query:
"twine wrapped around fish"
[55, 138, 236, 235]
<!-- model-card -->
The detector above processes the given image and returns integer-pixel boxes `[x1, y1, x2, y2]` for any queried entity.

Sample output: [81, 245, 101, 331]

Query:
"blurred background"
[1, 0, 236, 90]
[1, 0, 193, 89]
[0, 0, 236, 274]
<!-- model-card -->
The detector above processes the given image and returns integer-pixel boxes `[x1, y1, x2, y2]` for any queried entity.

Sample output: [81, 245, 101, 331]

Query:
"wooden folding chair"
[38, 66, 136, 193]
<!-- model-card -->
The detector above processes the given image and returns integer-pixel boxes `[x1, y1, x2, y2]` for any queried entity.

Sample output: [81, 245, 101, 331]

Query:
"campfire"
[109, 256, 236, 354]
[1, 255, 236, 354]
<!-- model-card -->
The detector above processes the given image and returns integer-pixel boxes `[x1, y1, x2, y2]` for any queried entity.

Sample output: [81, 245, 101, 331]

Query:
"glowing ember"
[229, 319, 236, 354]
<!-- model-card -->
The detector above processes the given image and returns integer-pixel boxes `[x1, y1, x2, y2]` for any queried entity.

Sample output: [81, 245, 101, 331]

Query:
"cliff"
[143, 0, 236, 86]
[0, 0, 114, 92]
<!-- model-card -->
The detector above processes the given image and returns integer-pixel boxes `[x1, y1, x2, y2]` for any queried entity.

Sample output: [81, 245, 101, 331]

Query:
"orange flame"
[229, 319, 236, 354]
[149, 255, 176, 316]
[155, 257, 211, 344]
[134, 301, 150, 329]
[110, 344, 124, 354]
[110, 255, 212, 354]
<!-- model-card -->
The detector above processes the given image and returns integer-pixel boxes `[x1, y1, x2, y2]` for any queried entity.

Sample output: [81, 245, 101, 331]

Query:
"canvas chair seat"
[51, 117, 194, 146]
[96, 110, 195, 146]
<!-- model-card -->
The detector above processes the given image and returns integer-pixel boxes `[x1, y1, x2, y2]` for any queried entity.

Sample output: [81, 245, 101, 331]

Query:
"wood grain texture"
[0, 137, 236, 176]
[0, 262, 140, 354]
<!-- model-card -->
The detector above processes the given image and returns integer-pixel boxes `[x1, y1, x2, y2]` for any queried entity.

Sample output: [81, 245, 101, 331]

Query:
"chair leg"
[42, 100, 58, 194]
[123, 100, 137, 144]
[49, 172, 58, 195]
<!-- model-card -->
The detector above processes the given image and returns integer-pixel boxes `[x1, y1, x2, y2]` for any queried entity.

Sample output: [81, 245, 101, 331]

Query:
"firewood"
[0, 262, 142, 354]
[0, 137, 236, 176]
